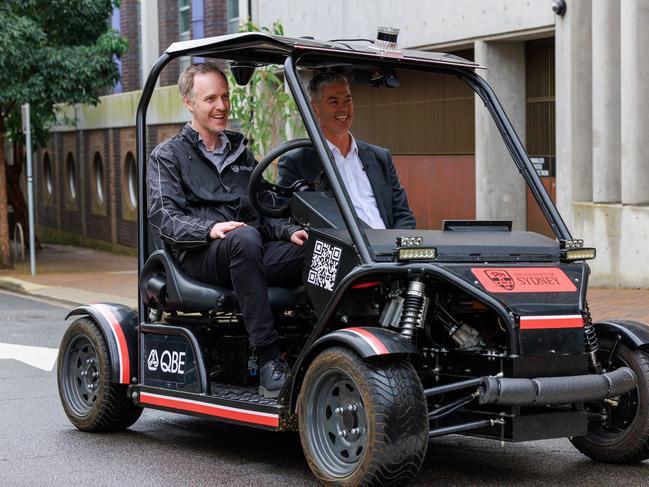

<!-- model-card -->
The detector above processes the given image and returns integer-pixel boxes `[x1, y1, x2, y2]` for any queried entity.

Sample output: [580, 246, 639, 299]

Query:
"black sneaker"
[259, 357, 289, 398]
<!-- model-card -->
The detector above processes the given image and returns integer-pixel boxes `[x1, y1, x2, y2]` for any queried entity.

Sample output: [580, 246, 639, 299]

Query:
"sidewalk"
[0, 244, 137, 308]
[0, 244, 648, 325]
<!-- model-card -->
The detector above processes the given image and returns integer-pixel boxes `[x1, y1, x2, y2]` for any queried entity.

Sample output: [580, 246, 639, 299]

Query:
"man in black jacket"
[147, 62, 308, 398]
[278, 72, 415, 229]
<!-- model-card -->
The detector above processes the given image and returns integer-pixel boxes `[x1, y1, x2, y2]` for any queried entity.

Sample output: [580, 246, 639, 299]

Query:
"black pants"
[180, 226, 305, 347]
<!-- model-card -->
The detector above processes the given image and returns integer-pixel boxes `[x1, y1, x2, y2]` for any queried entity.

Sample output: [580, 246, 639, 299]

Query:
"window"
[125, 152, 138, 209]
[93, 152, 105, 204]
[43, 153, 53, 196]
[66, 153, 77, 201]
[178, 0, 191, 72]
[227, 0, 240, 33]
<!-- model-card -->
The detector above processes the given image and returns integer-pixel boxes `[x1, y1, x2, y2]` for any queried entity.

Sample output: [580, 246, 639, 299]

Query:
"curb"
[0, 278, 26, 294]
[0, 277, 136, 309]
[0, 277, 82, 308]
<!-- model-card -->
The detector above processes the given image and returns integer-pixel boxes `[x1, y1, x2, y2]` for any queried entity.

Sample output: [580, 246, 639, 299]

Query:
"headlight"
[397, 247, 437, 261]
[562, 247, 596, 261]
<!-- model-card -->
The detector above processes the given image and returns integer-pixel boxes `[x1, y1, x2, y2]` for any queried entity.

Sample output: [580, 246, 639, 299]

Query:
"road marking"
[0, 342, 59, 371]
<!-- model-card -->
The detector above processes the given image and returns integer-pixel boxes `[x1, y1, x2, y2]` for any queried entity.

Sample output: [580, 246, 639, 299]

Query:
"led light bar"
[560, 239, 584, 250]
[397, 236, 423, 247]
[398, 247, 437, 261]
[562, 247, 596, 261]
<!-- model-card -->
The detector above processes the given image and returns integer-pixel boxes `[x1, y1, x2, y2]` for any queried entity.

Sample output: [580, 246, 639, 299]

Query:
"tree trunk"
[0, 121, 12, 268]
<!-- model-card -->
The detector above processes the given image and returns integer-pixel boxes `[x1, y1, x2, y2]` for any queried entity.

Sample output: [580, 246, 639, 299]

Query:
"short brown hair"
[178, 62, 228, 100]
[308, 71, 349, 102]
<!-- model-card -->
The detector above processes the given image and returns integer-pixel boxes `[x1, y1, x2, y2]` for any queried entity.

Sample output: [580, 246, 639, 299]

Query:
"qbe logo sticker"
[307, 240, 342, 291]
[147, 349, 159, 371]
[146, 348, 186, 374]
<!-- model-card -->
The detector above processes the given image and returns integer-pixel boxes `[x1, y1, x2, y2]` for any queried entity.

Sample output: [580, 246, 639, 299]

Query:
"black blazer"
[278, 140, 416, 229]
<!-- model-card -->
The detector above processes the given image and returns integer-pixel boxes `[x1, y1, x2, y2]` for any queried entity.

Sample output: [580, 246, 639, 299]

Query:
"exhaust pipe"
[479, 367, 636, 406]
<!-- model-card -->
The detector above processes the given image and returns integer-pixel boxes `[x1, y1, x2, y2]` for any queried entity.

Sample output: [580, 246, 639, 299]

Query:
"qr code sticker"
[307, 240, 342, 291]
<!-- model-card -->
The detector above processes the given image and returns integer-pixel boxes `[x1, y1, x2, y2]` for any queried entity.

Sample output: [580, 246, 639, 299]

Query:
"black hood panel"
[318, 228, 560, 263]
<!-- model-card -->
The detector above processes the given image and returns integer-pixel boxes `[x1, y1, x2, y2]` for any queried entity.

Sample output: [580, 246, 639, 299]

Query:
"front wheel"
[298, 347, 428, 486]
[57, 317, 142, 432]
[571, 343, 649, 463]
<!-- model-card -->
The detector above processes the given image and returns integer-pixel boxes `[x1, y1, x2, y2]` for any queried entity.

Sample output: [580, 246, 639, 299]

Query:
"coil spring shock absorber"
[399, 278, 426, 340]
[583, 302, 601, 373]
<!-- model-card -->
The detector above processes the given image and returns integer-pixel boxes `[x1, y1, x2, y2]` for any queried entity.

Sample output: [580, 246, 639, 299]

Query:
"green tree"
[0, 0, 127, 268]
[227, 20, 306, 180]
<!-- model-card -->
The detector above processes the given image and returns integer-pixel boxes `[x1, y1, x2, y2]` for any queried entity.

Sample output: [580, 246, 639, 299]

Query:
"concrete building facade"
[36, 1, 649, 287]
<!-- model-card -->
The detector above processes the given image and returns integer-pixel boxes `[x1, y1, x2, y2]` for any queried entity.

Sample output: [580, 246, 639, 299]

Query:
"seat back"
[139, 225, 307, 314]
[139, 249, 235, 312]
[140, 223, 233, 312]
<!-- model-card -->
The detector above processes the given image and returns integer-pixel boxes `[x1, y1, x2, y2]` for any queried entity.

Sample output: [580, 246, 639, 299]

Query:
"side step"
[134, 384, 286, 431]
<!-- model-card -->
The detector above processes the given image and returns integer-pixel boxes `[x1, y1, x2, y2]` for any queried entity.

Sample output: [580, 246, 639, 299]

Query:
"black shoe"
[259, 357, 288, 398]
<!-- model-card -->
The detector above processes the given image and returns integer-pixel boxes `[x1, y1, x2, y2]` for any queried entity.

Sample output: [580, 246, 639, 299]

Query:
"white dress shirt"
[327, 135, 386, 229]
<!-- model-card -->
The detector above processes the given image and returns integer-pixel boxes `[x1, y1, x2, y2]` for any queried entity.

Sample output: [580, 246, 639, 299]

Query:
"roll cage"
[135, 31, 572, 323]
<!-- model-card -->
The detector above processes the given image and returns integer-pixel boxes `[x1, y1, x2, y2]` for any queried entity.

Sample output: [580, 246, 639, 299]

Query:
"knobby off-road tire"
[57, 317, 142, 432]
[571, 343, 649, 463]
[298, 347, 428, 486]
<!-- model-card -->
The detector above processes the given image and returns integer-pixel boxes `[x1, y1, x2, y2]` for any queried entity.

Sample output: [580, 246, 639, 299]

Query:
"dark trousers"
[180, 226, 305, 347]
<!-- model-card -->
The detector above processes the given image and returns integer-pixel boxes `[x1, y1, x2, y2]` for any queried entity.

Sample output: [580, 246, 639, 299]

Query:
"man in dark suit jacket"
[278, 72, 415, 229]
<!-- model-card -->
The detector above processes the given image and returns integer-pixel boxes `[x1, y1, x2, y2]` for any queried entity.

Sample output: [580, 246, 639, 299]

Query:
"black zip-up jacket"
[148, 124, 301, 253]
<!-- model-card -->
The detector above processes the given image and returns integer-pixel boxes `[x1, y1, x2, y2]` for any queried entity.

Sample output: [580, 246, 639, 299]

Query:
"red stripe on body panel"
[520, 315, 584, 330]
[139, 392, 279, 427]
[93, 304, 130, 384]
[344, 328, 390, 355]
[351, 281, 383, 289]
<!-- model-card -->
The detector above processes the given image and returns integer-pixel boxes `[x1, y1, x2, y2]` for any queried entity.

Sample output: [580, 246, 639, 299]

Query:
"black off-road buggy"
[57, 32, 649, 486]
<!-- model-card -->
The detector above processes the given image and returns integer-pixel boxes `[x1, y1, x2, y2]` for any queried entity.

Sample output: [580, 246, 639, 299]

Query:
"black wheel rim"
[586, 351, 640, 443]
[61, 334, 101, 416]
[305, 367, 368, 477]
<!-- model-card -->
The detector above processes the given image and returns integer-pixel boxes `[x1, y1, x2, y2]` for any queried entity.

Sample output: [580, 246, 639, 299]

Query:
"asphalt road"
[1, 290, 648, 486]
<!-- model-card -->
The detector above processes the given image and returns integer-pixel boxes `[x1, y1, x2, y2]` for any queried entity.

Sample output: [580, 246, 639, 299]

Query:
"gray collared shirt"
[197, 131, 233, 173]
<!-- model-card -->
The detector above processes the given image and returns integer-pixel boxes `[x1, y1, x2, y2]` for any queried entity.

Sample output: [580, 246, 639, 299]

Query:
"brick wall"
[158, 0, 182, 87]
[158, 0, 230, 86]
[156, 124, 185, 143]
[204, 0, 228, 38]
[37, 123, 185, 250]
[116, 128, 137, 248]
[54, 134, 62, 229]
[37, 140, 58, 229]
[59, 133, 81, 235]
[34, 1, 231, 250]
[120, 0, 141, 91]
[84, 130, 112, 242]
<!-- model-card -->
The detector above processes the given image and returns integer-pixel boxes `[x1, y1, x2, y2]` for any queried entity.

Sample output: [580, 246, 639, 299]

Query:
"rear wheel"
[298, 347, 428, 486]
[571, 343, 649, 463]
[57, 317, 142, 432]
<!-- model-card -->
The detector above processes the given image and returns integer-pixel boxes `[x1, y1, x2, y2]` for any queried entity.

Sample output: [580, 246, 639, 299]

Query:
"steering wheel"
[248, 138, 315, 218]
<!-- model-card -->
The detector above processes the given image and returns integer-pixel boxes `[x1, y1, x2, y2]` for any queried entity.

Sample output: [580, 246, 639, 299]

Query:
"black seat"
[139, 248, 306, 314]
